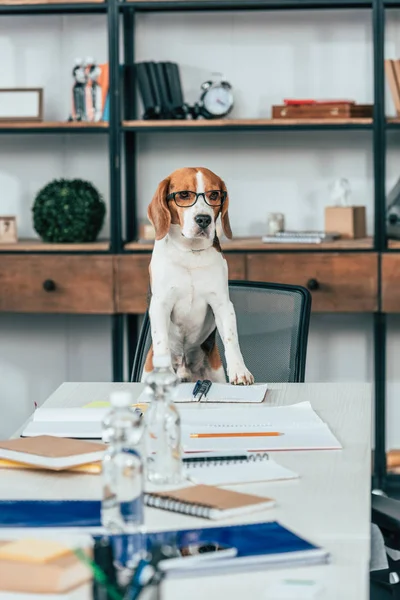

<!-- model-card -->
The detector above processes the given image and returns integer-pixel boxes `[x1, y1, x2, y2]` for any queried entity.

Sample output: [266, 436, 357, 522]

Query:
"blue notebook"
[0, 500, 328, 571]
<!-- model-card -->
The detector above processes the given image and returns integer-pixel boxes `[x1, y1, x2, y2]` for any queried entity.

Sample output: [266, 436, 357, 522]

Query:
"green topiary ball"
[32, 178, 106, 243]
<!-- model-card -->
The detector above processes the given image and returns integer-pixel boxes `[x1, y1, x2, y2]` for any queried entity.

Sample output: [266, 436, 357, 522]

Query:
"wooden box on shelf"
[325, 206, 366, 239]
[272, 103, 373, 120]
[0, 89, 43, 122]
[0, 216, 17, 243]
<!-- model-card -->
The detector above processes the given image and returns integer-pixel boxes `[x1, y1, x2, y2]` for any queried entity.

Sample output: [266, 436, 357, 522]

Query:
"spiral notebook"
[182, 452, 298, 485]
[144, 485, 275, 520]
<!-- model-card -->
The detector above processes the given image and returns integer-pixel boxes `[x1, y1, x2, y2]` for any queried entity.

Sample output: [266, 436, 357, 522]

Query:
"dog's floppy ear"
[147, 177, 171, 241]
[220, 180, 232, 239]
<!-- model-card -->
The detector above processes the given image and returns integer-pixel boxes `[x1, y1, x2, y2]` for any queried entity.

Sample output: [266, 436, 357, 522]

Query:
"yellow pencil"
[189, 432, 283, 439]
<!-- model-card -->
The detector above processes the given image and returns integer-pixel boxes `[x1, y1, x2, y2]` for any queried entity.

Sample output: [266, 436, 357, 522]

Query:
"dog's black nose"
[195, 214, 212, 229]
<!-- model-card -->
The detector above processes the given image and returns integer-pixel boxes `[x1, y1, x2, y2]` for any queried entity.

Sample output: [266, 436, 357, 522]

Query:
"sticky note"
[0, 538, 72, 563]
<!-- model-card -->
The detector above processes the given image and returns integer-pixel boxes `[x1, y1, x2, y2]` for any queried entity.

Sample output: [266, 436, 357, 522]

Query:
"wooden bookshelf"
[0, 240, 110, 252]
[123, 118, 373, 130]
[124, 237, 374, 252]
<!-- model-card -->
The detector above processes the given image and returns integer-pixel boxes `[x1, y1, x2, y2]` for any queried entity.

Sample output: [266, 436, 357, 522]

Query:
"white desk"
[5, 382, 371, 600]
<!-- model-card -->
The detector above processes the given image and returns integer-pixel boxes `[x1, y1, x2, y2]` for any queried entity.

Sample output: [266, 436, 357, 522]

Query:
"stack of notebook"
[0, 437, 105, 473]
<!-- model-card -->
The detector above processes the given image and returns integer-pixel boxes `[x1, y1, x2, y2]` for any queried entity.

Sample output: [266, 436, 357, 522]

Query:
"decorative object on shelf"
[0, 216, 17, 243]
[262, 231, 340, 245]
[138, 221, 156, 242]
[386, 177, 400, 239]
[0, 88, 43, 122]
[69, 58, 109, 123]
[32, 179, 106, 243]
[385, 59, 400, 117]
[272, 99, 373, 120]
[193, 72, 233, 120]
[266, 212, 285, 236]
[325, 178, 366, 239]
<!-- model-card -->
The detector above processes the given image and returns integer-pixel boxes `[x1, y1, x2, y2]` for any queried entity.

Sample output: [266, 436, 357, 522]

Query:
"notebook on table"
[0, 436, 105, 471]
[136, 382, 268, 404]
[183, 452, 298, 485]
[144, 484, 275, 520]
[115, 521, 329, 577]
[21, 406, 145, 439]
[181, 401, 342, 452]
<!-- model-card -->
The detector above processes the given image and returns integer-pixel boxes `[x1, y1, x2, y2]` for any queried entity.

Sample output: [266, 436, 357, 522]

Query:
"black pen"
[192, 380, 202, 400]
[197, 379, 212, 402]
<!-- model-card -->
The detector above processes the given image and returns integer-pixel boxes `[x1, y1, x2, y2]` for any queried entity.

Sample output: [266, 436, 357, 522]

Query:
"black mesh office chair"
[131, 281, 311, 383]
[370, 493, 400, 599]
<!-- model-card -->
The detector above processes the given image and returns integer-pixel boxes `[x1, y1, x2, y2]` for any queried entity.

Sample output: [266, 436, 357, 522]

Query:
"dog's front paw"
[228, 365, 254, 386]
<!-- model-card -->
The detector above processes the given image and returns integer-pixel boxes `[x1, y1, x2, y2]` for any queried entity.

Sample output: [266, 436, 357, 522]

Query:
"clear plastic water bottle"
[101, 390, 145, 565]
[144, 355, 182, 484]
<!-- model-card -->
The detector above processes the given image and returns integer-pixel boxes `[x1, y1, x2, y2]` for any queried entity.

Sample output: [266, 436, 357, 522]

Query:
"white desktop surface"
[4, 382, 371, 600]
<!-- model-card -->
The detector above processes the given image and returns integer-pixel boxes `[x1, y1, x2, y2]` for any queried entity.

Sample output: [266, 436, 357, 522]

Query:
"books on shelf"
[272, 99, 373, 120]
[385, 59, 400, 117]
[262, 231, 341, 244]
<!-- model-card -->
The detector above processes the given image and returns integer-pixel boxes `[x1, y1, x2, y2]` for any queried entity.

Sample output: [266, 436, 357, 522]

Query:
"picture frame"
[0, 216, 18, 243]
[0, 89, 43, 122]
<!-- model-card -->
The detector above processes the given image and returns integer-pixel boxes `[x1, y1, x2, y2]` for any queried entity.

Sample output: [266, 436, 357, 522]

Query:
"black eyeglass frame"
[166, 190, 227, 208]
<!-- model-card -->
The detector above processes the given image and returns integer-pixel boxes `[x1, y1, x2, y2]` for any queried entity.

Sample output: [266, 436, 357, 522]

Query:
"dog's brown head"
[147, 167, 232, 242]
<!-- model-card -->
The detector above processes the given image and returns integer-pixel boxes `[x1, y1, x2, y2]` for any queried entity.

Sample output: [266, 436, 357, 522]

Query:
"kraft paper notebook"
[144, 484, 275, 519]
[0, 436, 105, 470]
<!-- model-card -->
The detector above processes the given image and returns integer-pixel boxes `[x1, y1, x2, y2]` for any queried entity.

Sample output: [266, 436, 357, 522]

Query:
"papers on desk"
[136, 382, 268, 404]
[21, 401, 341, 455]
[181, 402, 342, 452]
[21, 409, 106, 439]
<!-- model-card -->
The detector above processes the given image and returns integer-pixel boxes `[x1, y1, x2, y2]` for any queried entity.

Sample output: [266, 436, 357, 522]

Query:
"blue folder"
[0, 500, 328, 569]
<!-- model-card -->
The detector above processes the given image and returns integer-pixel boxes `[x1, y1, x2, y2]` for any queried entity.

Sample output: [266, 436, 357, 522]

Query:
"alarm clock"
[195, 73, 233, 119]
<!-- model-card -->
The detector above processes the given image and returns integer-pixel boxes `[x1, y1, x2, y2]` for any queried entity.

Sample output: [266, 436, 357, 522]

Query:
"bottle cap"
[153, 355, 171, 369]
[109, 390, 132, 408]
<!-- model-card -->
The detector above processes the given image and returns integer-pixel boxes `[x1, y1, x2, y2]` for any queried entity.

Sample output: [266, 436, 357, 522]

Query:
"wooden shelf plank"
[0, 240, 110, 252]
[0, 121, 108, 131]
[123, 118, 373, 130]
[388, 239, 400, 249]
[124, 237, 374, 252]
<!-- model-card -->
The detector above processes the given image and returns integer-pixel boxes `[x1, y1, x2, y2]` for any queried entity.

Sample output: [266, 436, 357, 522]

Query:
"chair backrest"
[131, 280, 311, 383]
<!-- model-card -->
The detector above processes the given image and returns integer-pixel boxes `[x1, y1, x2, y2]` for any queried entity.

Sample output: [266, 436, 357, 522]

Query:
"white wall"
[0, 9, 398, 450]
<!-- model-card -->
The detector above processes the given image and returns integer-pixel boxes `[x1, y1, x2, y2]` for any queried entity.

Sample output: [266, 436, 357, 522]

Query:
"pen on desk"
[192, 380, 202, 400]
[197, 379, 212, 402]
[189, 432, 283, 439]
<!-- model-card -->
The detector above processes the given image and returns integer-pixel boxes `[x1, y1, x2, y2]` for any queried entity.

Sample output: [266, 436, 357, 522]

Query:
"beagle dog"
[143, 167, 254, 386]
